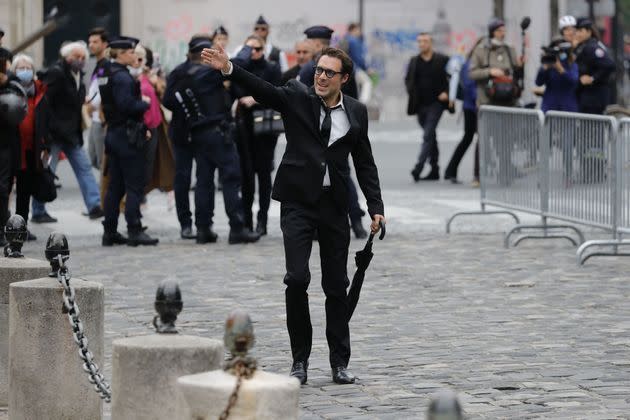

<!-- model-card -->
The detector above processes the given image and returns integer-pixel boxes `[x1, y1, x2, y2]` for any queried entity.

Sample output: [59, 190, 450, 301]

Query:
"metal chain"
[219, 358, 257, 420]
[56, 255, 112, 403]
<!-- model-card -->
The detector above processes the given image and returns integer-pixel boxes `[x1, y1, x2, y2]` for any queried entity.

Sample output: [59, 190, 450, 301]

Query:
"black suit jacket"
[281, 64, 301, 85]
[229, 63, 384, 218]
[41, 60, 86, 146]
[405, 53, 449, 115]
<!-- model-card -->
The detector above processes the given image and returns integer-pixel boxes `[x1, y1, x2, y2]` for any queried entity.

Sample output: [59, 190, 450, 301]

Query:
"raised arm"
[201, 45, 289, 112]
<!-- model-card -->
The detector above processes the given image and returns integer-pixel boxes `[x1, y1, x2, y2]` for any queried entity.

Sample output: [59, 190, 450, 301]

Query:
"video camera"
[541, 41, 572, 65]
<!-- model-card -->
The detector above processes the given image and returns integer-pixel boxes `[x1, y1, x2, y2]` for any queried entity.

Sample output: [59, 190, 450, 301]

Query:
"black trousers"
[0, 147, 12, 230]
[172, 141, 194, 229]
[103, 130, 145, 232]
[15, 151, 36, 223]
[191, 126, 245, 230]
[281, 191, 351, 368]
[414, 101, 444, 172]
[445, 109, 479, 180]
[236, 116, 278, 229]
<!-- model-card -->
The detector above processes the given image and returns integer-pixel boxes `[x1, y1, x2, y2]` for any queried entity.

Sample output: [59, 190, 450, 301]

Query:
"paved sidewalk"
[2, 121, 629, 418]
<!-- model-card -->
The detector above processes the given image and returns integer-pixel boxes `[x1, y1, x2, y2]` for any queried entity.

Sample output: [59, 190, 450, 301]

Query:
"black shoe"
[420, 171, 440, 181]
[411, 168, 421, 182]
[180, 226, 196, 240]
[88, 206, 105, 220]
[31, 212, 57, 224]
[127, 230, 159, 246]
[444, 174, 461, 184]
[196, 226, 218, 244]
[26, 230, 37, 241]
[255, 222, 267, 236]
[332, 366, 355, 384]
[290, 361, 308, 385]
[228, 228, 261, 245]
[351, 220, 368, 239]
[102, 231, 128, 246]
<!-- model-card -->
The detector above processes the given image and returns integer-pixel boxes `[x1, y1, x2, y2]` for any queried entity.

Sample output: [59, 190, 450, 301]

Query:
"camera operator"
[535, 40, 578, 113]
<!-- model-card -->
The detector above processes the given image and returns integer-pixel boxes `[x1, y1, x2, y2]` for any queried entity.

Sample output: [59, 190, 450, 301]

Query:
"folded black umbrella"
[348, 220, 386, 321]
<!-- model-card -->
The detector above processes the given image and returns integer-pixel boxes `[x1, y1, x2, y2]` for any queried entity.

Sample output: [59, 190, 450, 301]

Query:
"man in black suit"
[202, 45, 385, 385]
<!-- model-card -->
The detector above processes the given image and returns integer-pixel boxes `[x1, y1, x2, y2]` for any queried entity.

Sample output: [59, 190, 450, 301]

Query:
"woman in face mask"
[10, 54, 51, 240]
[133, 44, 163, 202]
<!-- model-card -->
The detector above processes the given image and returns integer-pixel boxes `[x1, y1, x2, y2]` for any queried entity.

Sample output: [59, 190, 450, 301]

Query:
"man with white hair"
[31, 40, 103, 223]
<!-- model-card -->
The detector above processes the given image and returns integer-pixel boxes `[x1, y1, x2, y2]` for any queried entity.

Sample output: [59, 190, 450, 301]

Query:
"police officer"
[100, 36, 159, 247]
[163, 37, 260, 244]
[574, 17, 615, 115]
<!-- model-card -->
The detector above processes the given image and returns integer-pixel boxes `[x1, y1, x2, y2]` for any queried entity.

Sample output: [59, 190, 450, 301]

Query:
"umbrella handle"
[378, 220, 386, 240]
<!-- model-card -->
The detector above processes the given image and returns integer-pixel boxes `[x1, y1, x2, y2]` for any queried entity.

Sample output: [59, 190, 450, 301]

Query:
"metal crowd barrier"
[576, 117, 630, 264]
[447, 106, 583, 247]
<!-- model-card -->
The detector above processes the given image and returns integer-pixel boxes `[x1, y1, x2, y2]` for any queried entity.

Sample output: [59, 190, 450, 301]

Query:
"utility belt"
[189, 118, 236, 145]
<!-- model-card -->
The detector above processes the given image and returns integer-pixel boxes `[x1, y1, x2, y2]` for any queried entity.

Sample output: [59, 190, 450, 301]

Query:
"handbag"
[32, 167, 58, 203]
[252, 109, 284, 136]
[485, 75, 520, 103]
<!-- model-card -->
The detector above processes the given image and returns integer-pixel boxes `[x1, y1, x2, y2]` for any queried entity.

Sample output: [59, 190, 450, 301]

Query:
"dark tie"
[320, 103, 342, 145]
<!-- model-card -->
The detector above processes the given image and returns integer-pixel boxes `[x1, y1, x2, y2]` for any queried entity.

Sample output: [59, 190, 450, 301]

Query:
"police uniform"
[100, 36, 158, 246]
[574, 18, 615, 115]
[162, 37, 260, 244]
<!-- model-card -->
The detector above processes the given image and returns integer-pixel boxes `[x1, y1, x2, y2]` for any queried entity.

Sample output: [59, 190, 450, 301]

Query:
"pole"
[359, 0, 365, 31]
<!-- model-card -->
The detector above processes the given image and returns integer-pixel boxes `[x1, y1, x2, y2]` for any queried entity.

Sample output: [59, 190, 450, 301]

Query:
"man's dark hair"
[318, 47, 353, 76]
[418, 32, 432, 38]
[348, 23, 360, 32]
[88, 27, 109, 43]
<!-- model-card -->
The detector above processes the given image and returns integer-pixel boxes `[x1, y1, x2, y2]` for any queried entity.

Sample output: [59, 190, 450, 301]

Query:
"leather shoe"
[196, 226, 218, 244]
[26, 230, 37, 241]
[332, 366, 355, 384]
[180, 226, 196, 239]
[102, 231, 128, 246]
[290, 361, 308, 385]
[351, 220, 368, 239]
[127, 230, 159, 246]
[411, 168, 421, 182]
[88, 206, 105, 219]
[420, 171, 440, 181]
[31, 212, 57, 224]
[255, 222, 267, 236]
[228, 228, 260, 244]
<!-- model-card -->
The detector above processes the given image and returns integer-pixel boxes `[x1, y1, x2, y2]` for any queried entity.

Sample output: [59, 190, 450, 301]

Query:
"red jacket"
[18, 80, 50, 171]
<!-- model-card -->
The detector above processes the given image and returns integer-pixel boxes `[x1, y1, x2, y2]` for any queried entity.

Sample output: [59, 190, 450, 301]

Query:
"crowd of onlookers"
[405, 15, 615, 186]
[0, 16, 376, 247]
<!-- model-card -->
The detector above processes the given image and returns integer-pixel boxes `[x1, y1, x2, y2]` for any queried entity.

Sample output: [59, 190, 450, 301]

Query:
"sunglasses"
[314, 66, 343, 79]
[254, 26, 268, 31]
[251, 46, 263, 52]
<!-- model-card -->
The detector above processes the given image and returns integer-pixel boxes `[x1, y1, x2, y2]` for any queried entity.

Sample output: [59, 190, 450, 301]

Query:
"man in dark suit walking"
[202, 45, 385, 385]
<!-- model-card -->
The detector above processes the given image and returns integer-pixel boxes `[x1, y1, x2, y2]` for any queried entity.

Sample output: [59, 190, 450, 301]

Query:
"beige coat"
[469, 40, 520, 107]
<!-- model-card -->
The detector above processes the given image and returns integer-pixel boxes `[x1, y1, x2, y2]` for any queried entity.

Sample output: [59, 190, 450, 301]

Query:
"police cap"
[109, 36, 140, 50]
[304, 25, 334, 40]
[256, 15, 268, 26]
[576, 17, 593, 30]
[214, 25, 228, 36]
[189, 37, 213, 53]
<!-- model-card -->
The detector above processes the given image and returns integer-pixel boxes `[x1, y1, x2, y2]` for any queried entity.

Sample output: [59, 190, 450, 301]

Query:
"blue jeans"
[32, 143, 101, 217]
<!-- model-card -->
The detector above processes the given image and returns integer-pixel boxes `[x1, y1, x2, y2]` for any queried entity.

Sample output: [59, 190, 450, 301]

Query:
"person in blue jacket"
[535, 40, 579, 113]
[444, 47, 480, 185]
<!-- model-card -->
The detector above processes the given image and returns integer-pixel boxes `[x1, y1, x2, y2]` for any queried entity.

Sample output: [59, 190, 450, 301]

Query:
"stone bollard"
[176, 311, 300, 420]
[111, 280, 223, 420]
[427, 390, 463, 420]
[9, 233, 105, 420]
[0, 215, 50, 407]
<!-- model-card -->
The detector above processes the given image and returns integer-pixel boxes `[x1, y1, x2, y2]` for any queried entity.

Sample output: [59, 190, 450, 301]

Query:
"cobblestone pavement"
[2, 121, 630, 419]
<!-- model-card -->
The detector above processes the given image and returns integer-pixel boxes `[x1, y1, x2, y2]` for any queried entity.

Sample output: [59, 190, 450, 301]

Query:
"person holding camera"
[535, 39, 579, 113]
[232, 35, 282, 236]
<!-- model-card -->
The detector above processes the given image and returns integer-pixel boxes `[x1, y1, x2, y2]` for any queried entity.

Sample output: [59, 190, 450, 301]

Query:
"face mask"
[127, 66, 143, 77]
[16, 69, 34, 84]
[69, 59, 84, 72]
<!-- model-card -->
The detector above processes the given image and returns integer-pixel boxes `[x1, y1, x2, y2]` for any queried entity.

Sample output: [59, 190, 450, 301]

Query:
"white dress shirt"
[320, 94, 350, 187]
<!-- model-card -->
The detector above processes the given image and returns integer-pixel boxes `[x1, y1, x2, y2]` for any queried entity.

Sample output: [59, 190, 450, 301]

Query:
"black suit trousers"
[281, 191, 351, 368]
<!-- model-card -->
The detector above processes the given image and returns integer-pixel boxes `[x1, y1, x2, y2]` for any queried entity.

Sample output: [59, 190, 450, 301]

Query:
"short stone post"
[427, 390, 463, 420]
[0, 215, 50, 407]
[176, 311, 300, 420]
[9, 232, 105, 420]
[111, 280, 223, 420]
